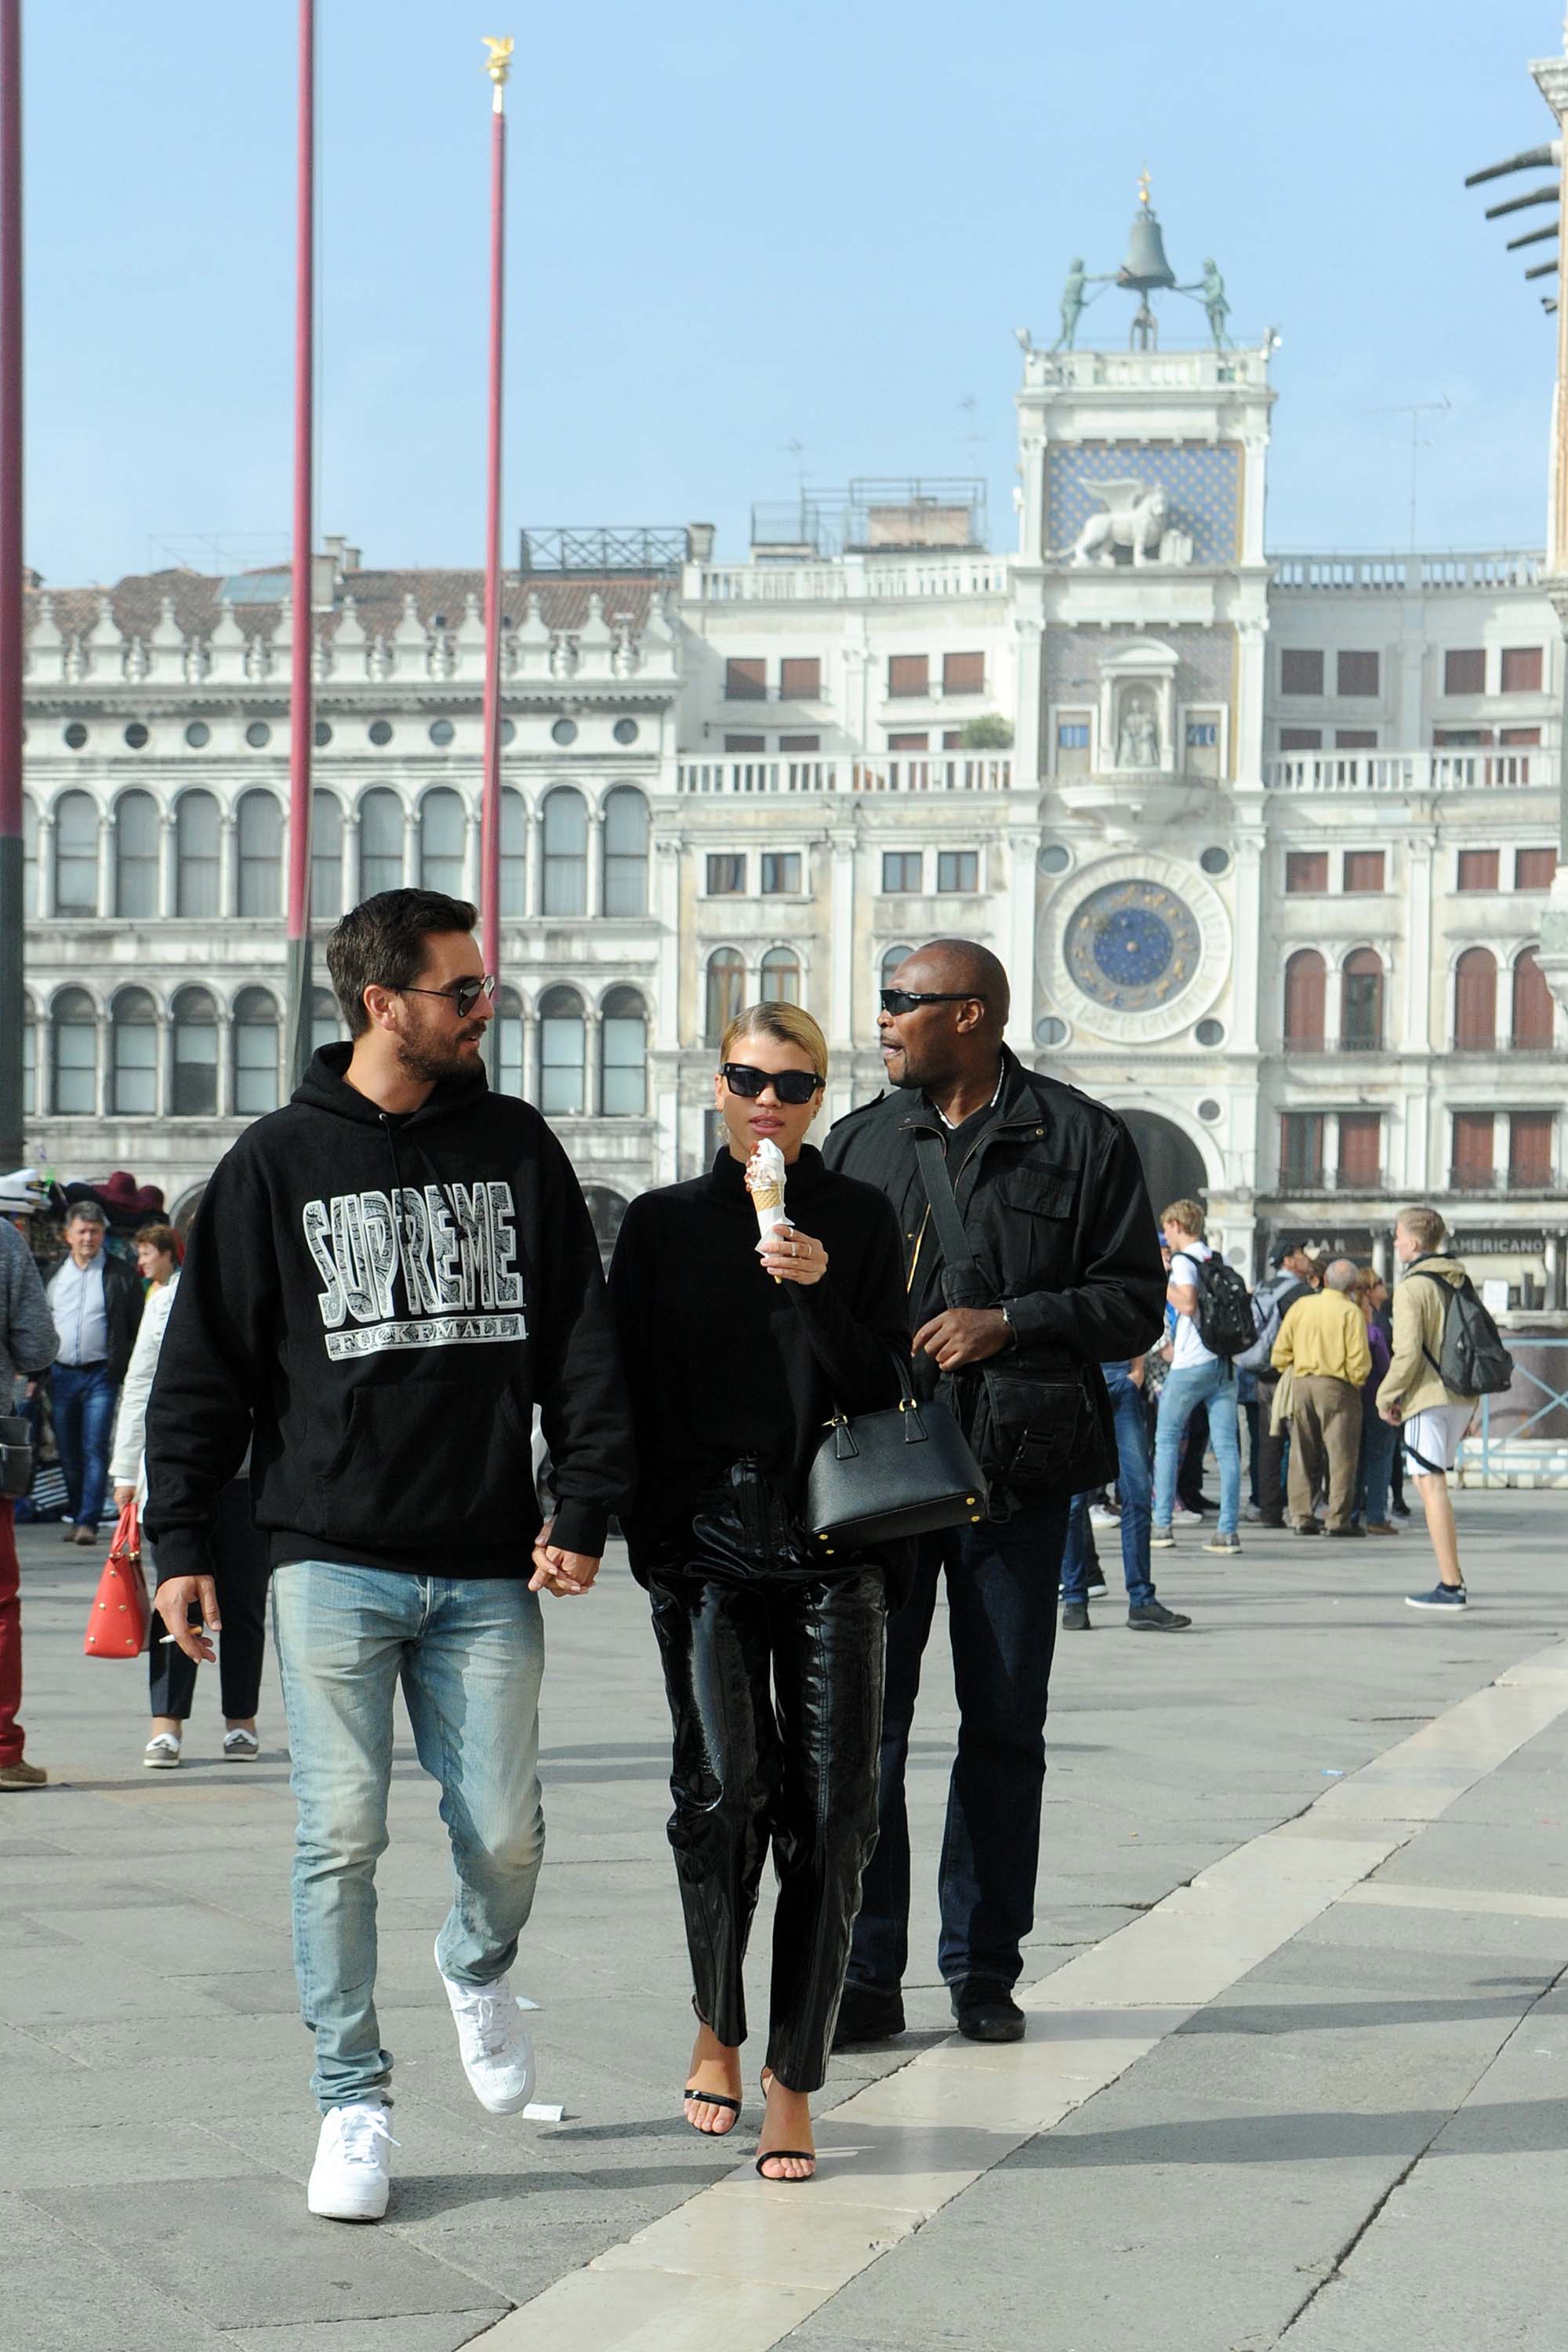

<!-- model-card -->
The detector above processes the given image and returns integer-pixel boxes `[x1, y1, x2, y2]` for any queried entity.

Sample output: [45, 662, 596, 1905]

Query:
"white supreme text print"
[302, 1182, 527, 1360]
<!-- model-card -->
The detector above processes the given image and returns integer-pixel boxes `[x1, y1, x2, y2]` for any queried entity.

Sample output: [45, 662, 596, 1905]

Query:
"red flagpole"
[0, 0, 25, 1167]
[285, 0, 316, 1086]
[479, 38, 510, 985]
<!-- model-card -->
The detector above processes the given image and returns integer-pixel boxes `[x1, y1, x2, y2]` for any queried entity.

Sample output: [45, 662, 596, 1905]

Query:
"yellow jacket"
[1270, 1290, 1372, 1387]
[1376, 1257, 1475, 1417]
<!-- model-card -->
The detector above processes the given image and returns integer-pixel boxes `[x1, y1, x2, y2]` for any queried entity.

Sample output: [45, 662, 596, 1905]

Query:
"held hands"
[756, 1220, 828, 1287]
[528, 1515, 602, 1599]
[151, 1574, 220, 1664]
[912, 1307, 1012, 1372]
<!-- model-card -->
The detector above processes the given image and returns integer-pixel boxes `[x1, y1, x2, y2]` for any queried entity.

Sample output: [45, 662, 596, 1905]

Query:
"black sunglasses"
[720, 1062, 824, 1106]
[879, 988, 987, 1017]
[400, 974, 498, 1018]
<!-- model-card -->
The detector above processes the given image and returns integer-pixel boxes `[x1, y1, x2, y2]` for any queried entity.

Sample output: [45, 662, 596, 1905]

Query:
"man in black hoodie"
[145, 891, 632, 2222]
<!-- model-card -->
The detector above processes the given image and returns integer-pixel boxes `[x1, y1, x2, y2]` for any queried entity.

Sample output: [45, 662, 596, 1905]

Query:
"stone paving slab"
[0, 1498, 1565, 2351]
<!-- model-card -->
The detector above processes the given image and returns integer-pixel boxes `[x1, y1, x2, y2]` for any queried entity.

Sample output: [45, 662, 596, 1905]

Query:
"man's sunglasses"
[720, 1062, 824, 1105]
[400, 975, 498, 1018]
[879, 988, 987, 1016]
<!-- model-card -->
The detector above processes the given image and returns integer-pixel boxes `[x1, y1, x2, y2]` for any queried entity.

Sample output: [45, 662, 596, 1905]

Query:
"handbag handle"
[826, 1348, 928, 1452]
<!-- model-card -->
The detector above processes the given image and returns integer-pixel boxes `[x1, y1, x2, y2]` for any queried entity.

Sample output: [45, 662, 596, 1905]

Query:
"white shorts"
[1402, 1402, 1472, 1479]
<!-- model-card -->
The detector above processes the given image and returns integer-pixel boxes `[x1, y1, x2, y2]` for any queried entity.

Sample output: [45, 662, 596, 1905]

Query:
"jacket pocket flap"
[996, 1166, 1076, 1220]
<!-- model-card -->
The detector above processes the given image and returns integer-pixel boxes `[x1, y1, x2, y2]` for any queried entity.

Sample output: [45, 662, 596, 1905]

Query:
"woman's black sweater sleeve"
[786, 1190, 908, 1414]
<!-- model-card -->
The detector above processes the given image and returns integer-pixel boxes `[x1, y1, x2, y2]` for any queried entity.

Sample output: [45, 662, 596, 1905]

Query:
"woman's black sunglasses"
[879, 988, 987, 1016]
[720, 1062, 824, 1105]
[401, 974, 498, 1018]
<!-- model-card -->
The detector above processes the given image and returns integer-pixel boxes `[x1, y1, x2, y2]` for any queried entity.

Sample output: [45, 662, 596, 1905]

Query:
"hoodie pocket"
[317, 1377, 535, 1549]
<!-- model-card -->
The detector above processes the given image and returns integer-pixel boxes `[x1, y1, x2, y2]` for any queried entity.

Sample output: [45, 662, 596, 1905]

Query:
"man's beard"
[395, 1017, 485, 1085]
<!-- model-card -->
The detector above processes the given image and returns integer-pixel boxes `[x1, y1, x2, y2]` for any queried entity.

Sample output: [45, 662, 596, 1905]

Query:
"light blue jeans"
[270, 1563, 546, 2111]
[1152, 1360, 1241, 1538]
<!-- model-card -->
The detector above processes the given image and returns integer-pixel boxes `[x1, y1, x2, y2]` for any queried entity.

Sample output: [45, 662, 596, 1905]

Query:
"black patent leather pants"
[647, 1465, 887, 2094]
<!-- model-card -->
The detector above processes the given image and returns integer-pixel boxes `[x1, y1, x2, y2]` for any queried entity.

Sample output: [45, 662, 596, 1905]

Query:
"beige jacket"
[1270, 1290, 1371, 1387]
[1376, 1257, 1476, 1419]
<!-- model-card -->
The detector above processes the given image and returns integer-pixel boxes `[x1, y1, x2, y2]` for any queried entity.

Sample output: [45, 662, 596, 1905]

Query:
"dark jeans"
[1062, 1373, 1153, 1608]
[648, 1465, 887, 2094]
[148, 1479, 270, 1721]
[1176, 1402, 1210, 1509]
[51, 1363, 118, 1531]
[0, 1501, 23, 1766]
[1254, 1374, 1287, 1525]
[1243, 1400, 1261, 1507]
[1357, 1408, 1399, 1526]
[848, 1492, 1069, 2000]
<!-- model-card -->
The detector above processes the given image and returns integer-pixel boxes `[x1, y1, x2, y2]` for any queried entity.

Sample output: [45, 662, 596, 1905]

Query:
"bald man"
[824, 939, 1166, 2045]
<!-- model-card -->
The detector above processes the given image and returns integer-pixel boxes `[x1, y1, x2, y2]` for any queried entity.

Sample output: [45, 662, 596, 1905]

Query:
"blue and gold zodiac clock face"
[1063, 880, 1202, 1012]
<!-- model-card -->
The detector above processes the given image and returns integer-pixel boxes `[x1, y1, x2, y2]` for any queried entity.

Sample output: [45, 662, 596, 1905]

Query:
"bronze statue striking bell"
[1116, 209, 1177, 292]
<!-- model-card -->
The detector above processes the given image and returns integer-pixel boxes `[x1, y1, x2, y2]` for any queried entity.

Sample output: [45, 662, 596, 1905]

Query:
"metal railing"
[1457, 1337, 1568, 1485]
[1265, 750, 1550, 793]
[673, 755, 1013, 796]
[695, 554, 1013, 603]
[1271, 550, 1545, 593]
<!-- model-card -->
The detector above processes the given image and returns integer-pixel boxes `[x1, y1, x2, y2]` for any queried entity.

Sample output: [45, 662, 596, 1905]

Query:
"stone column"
[653, 837, 682, 1051]
[219, 812, 238, 919]
[403, 802, 420, 892]
[96, 802, 113, 917]
[465, 804, 482, 907]
[828, 825, 857, 1054]
[341, 807, 361, 912]
[1005, 811, 1041, 1044]
[527, 806, 543, 919]
[1400, 836, 1434, 1051]
[1545, 1230, 1563, 1310]
[216, 1007, 234, 1117]
[584, 1004, 602, 1116]
[159, 810, 176, 920]
[36, 808, 55, 919]
[586, 808, 605, 919]
[521, 1008, 540, 1106]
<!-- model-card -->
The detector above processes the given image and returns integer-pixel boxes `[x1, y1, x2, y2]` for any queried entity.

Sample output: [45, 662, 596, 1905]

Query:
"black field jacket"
[822, 1047, 1167, 1382]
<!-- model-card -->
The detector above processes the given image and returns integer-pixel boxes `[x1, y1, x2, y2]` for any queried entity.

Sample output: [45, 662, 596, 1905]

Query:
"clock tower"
[1014, 209, 1276, 1258]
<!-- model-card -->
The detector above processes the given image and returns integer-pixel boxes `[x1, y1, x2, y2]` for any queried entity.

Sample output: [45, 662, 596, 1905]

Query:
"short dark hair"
[326, 889, 478, 1038]
[134, 1221, 182, 1263]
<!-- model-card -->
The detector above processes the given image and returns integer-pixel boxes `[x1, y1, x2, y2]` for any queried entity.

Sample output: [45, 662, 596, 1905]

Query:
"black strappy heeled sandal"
[682, 2085, 742, 2136]
[756, 2068, 815, 2181]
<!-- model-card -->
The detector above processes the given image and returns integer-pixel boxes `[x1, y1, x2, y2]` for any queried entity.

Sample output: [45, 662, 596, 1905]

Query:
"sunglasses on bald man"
[879, 988, 987, 1017]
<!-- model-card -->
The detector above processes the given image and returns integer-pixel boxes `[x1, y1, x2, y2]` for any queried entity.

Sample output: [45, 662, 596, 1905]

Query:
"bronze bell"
[1117, 206, 1177, 292]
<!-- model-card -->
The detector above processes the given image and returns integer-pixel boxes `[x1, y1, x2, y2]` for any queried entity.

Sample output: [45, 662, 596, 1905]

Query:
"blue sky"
[19, 1, 1565, 585]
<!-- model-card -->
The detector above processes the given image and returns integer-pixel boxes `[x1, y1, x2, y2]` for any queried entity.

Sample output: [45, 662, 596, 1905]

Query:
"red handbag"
[84, 1501, 151, 1659]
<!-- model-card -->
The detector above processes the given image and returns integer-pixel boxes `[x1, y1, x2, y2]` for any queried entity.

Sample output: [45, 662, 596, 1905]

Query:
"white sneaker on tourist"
[142, 1733, 182, 1769]
[1087, 1504, 1120, 1530]
[437, 1943, 535, 2114]
[307, 2101, 397, 2221]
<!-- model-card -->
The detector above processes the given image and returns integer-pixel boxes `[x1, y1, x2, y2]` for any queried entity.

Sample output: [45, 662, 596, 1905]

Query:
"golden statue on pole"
[482, 34, 514, 88]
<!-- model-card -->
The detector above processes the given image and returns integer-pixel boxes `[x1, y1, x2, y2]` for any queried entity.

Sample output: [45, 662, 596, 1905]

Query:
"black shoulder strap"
[913, 1128, 975, 1272]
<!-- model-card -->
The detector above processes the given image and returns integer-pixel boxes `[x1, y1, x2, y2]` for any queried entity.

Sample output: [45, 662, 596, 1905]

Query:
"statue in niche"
[1116, 699, 1160, 769]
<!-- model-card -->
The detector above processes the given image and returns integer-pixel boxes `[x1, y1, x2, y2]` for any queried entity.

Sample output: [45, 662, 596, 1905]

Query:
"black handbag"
[913, 1130, 1116, 1502]
[0, 1414, 35, 1501]
[806, 1352, 988, 1555]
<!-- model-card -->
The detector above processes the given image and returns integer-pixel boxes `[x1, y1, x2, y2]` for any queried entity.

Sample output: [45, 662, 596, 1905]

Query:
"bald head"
[903, 938, 1011, 1033]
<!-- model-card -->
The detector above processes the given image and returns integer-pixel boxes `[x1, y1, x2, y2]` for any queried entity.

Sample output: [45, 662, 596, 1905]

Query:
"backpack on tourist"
[1192, 1256, 1256, 1360]
[1410, 1269, 1515, 1398]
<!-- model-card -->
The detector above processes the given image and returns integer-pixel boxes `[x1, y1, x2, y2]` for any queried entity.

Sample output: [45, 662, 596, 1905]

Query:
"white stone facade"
[15, 339, 1566, 1298]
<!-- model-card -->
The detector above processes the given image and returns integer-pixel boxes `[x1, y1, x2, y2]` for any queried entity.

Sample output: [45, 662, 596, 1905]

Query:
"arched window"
[500, 786, 527, 916]
[603, 786, 648, 915]
[22, 796, 37, 917]
[601, 985, 646, 1116]
[233, 987, 280, 1116]
[495, 985, 524, 1098]
[419, 787, 466, 896]
[580, 1185, 629, 1266]
[310, 985, 342, 1059]
[1512, 946, 1554, 1049]
[542, 787, 586, 916]
[114, 790, 159, 918]
[1341, 948, 1383, 1051]
[1454, 946, 1497, 1050]
[21, 994, 35, 1115]
[706, 947, 745, 1046]
[51, 987, 97, 1114]
[358, 787, 404, 896]
[539, 985, 585, 1114]
[110, 987, 158, 1114]
[760, 946, 801, 1005]
[53, 790, 99, 915]
[1283, 949, 1326, 1047]
[236, 789, 282, 917]
[311, 791, 343, 920]
[172, 987, 218, 1115]
[880, 943, 915, 990]
[175, 789, 220, 916]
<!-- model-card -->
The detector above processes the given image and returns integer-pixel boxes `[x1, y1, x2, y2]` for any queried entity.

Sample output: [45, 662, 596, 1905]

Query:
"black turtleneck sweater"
[607, 1146, 909, 1581]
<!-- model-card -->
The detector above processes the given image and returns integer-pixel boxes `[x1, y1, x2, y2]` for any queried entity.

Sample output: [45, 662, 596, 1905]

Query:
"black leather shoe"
[1127, 1600, 1192, 1631]
[951, 1981, 1025, 2042]
[1062, 1600, 1091, 1631]
[831, 1986, 906, 2047]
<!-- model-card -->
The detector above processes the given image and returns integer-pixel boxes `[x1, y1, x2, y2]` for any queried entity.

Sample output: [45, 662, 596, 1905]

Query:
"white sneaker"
[222, 1728, 260, 1762]
[437, 1943, 535, 2114]
[1088, 1504, 1120, 1530]
[142, 1733, 182, 1769]
[307, 2101, 397, 2221]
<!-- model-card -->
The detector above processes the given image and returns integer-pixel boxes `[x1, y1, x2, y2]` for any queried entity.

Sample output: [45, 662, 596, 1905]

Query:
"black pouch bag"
[914, 1130, 1116, 1505]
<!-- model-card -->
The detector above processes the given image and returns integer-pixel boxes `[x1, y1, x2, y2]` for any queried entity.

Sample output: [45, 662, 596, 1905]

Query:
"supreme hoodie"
[143, 1044, 633, 1584]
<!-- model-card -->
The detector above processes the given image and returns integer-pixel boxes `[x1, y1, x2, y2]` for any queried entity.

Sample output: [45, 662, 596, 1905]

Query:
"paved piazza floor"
[2, 1497, 1565, 2352]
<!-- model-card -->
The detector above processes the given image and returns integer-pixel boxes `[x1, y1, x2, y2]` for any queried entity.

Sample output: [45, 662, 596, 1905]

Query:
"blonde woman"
[608, 1002, 909, 2183]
